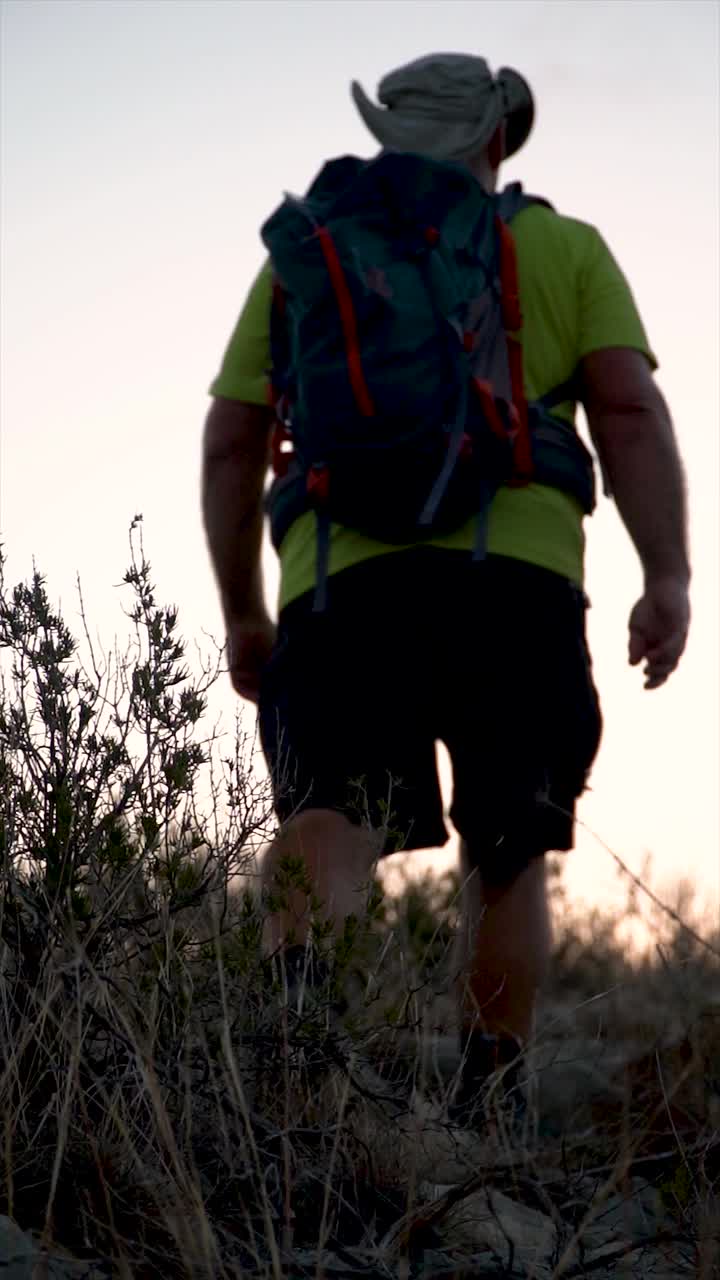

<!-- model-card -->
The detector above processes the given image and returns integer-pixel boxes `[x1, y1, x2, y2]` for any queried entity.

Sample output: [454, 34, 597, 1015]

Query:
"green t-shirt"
[210, 200, 655, 612]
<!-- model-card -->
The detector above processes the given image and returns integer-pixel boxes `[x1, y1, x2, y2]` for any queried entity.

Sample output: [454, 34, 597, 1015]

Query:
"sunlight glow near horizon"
[1, 0, 718, 933]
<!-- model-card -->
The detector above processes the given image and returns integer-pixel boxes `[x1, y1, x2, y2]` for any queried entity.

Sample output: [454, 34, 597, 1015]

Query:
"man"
[202, 53, 690, 1117]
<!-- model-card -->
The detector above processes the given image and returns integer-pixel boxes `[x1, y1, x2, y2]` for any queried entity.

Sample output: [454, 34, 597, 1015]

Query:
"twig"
[379, 1168, 490, 1256]
[547, 800, 720, 960]
[315, 1063, 353, 1280]
[485, 1137, 719, 1189]
[655, 1047, 698, 1197]
[556, 1228, 683, 1277]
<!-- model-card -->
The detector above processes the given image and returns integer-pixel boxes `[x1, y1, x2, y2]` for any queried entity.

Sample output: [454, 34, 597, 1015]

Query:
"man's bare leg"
[261, 808, 379, 953]
[455, 840, 553, 1045]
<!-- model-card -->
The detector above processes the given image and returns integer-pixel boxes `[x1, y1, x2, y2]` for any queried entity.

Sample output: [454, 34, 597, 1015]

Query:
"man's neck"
[462, 155, 499, 193]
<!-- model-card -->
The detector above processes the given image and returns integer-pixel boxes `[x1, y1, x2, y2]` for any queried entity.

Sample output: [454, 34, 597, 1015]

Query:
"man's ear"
[487, 122, 507, 170]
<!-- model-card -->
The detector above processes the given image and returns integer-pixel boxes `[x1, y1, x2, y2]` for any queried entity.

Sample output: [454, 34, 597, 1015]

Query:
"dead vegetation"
[1, 524, 718, 1278]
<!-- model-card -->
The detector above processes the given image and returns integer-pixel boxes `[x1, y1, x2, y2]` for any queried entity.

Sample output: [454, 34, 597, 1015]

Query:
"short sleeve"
[577, 228, 658, 369]
[209, 259, 273, 404]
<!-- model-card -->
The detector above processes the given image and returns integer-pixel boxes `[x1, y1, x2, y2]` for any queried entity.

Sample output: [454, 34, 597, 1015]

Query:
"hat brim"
[349, 82, 496, 160]
[352, 63, 535, 161]
[497, 67, 534, 157]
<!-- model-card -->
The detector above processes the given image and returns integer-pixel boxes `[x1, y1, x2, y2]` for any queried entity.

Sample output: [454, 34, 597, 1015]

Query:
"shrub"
[1, 522, 717, 1276]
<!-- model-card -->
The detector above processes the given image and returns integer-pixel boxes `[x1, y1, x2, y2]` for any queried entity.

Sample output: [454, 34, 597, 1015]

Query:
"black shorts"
[258, 549, 603, 885]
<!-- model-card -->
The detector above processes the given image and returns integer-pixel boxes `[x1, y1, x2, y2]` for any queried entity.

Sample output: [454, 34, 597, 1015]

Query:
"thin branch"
[547, 800, 720, 961]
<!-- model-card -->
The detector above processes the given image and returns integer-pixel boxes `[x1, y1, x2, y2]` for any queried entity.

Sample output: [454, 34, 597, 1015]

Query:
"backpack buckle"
[307, 462, 330, 504]
[271, 421, 294, 477]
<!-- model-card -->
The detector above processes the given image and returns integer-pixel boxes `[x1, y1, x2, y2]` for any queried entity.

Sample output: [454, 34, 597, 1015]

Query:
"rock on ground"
[0, 1216, 108, 1279]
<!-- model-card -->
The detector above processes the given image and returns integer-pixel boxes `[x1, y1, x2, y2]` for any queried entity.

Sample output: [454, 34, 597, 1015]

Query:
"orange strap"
[495, 216, 533, 483]
[314, 226, 375, 418]
[506, 337, 533, 481]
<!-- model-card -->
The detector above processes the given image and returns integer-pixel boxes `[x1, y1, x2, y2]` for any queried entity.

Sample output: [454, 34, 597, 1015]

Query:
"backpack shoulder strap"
[494, 182, 554, 223]
[495, 187, 579, 416]
[303, 154, 368, 209]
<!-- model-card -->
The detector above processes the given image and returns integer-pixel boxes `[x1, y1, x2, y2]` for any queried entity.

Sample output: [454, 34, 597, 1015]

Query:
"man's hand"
[227, 613, 277, 702]
[628, 577, 690, 690]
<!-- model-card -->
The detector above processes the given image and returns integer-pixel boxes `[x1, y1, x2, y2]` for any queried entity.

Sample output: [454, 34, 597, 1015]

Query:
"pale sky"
[1, 0, 718, 932]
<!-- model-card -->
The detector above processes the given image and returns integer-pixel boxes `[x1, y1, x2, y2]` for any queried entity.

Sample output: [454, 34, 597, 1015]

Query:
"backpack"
[260, 151, 596, 611]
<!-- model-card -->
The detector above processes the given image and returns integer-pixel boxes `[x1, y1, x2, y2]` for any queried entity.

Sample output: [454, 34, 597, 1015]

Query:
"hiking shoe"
[253, 943, 348, 1099]
[278, 942, 343, 1014]
[267, 944, 409, 1117]
[448, 1031, 528, 1137]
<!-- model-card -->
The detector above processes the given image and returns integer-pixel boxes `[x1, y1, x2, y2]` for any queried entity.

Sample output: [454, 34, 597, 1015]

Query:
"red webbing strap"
[495, 216, 533, 483]
[506, 337, 532, 480]
[314, 226, 375, 418]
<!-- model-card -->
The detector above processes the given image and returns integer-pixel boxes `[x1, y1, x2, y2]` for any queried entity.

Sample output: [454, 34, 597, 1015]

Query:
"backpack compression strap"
[313, 225, 376, 419]
[495, 214, 532, 484]
[494, 183, 555, 487]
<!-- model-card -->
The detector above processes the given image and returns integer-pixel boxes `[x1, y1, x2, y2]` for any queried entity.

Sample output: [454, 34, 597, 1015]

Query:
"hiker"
[202, 53, 690, 1117]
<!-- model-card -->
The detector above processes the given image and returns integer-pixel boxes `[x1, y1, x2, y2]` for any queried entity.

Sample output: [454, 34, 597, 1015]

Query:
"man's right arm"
[580, 347, 691, 688]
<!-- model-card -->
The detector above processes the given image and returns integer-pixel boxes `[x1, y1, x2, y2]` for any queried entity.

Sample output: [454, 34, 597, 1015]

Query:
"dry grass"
[1, 857, 718, 1279]
[1, 528, 717, 1277]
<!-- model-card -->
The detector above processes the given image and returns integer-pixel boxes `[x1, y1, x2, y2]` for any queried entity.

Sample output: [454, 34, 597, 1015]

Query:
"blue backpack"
[260, 151, 596, 610]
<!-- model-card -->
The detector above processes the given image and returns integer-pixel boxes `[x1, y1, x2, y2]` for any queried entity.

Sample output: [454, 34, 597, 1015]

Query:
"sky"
[1, 0, 718, 936]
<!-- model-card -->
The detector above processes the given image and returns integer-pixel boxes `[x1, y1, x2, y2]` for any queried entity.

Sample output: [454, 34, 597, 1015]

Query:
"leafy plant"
[0, 521, 717, 1277]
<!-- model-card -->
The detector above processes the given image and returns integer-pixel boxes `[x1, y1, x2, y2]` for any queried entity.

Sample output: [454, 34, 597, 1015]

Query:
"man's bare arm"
[580, 348, 691, 688]
[580, 348, 690, 586]
[201, 396, 273, 624]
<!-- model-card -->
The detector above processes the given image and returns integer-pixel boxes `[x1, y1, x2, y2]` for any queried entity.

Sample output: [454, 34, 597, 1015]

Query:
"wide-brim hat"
[351, 52, 534, 162]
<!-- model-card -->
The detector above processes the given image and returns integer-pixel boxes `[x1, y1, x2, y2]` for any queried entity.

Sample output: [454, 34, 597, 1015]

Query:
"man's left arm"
[201, 395, 275, 699]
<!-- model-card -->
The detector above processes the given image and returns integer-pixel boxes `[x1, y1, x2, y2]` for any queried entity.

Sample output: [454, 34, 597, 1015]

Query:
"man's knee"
[260, 808, 379, 949]
[263, 808, 376, 876]
[460, 836, 546, 896]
